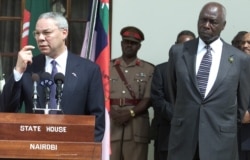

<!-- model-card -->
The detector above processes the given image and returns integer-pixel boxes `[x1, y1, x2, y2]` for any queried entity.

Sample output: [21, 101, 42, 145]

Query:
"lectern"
[0, 113, 101, 159]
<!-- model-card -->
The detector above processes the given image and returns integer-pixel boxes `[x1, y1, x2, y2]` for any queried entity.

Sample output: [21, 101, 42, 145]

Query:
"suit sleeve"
[238, 55, 250, 121]
[0, 73, 23, 112]
[86, 65, 105, 142]
[151, 64, 173, 121]
[167, 46, 177, 105]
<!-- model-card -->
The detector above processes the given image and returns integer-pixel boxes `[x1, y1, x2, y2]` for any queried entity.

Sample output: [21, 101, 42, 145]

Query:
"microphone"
[40, 72, 53, 113]
[54, 72, 64, 110]
[32, 73, 40, 109]
[40, 72, 54, 87]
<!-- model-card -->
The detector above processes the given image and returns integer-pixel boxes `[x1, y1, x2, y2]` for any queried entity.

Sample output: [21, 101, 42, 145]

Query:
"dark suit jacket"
[151, 62, 173, 151]
[167, 38, 250, 160]
[0, 52, 105, 142]
[238, 101, 250, 153]
[239, 124, 250, 151]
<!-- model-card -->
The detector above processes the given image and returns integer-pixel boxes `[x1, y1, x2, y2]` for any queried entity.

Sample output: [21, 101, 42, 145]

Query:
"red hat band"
[122, 31, 142, 40]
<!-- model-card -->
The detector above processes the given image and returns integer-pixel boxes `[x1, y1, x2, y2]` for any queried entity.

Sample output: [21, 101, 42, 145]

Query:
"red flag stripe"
[21, 9, 30, 48]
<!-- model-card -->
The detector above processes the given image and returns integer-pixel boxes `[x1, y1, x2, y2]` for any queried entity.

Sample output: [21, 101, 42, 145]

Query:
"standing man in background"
[167, 2, 250, 160]
[237, 31, 250, 160]
[175, 30, 196, 44]
[231, 31, 247, 50]
[240, 32, 250, 55]
[151, 30, 195, 160]
[109, 26, 154, 160]
[0, 12, 105, 142]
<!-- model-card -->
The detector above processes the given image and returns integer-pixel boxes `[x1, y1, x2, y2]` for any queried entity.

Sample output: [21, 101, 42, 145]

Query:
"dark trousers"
[154, 142, 199, 160]
[155, 150, 168, 160]
[193, 144, 200, 160]
[239, 150, 250, 160]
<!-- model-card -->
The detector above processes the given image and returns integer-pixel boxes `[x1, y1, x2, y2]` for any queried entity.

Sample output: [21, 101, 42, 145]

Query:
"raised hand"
[15, 45, 35, 73]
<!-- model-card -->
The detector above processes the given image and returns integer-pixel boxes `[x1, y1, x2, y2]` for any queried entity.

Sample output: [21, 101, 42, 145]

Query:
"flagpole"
[0, 53, 5, 93]
[0, 53, 2, 78]
[85, 0, 99, 60]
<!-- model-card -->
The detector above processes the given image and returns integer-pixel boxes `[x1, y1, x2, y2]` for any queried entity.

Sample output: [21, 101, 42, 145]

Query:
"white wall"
[111, 1, 250, 159]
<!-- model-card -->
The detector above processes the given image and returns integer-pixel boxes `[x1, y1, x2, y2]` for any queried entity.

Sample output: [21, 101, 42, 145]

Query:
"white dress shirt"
[196, 38, 223, 98]
[45, 49, 68, 76]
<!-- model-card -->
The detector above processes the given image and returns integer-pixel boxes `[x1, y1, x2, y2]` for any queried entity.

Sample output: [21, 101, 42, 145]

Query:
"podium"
[0, 113, 101, 159]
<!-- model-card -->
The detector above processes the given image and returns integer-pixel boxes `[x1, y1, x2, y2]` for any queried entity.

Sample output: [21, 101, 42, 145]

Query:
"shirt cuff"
[13, 68, 23, 82]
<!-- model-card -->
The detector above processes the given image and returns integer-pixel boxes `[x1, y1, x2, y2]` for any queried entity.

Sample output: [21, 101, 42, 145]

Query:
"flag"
[80, 0, 110, 159]
[20, 0, 50, 112]
[21, 0, 50, 55]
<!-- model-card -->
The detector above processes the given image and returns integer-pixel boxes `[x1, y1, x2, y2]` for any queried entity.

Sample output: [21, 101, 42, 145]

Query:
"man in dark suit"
[150, 30, 195, 160]
[167, 2, 250, 160]
[0, 12, 105, 142]
[236, 32, 250, 160]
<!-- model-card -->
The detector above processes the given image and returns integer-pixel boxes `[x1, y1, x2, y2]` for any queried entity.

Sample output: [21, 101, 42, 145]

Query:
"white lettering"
[30, 144, 57, 150]
[20, 125, 41, 132]
[46, 126, 67, 133]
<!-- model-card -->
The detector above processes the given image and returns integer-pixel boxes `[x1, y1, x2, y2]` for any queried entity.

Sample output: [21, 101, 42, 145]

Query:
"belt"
[110, 98, 141, 106]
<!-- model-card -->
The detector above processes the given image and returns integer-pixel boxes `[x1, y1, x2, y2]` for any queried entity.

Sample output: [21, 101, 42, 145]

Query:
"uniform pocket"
[133, 113, 150, 143]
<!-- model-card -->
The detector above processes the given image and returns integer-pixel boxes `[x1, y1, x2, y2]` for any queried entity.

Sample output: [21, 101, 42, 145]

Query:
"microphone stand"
[33, 72, 64, 114]
[32, 85, 38, 110]
[56, 82, 63, 113]
[33, 85, 63, 114]
[54, 73, 64, 114]
[44, 85, 63, 114]
[33, 85, 51, 114]
[44, 86, 50, 115]
[55, 98, 63, 114]
[32, 73, 39, 112]
[33, 97, 38, 110]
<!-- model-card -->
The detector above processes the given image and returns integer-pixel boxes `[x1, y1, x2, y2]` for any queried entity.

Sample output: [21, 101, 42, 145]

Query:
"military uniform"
[110, 57, 154, 160]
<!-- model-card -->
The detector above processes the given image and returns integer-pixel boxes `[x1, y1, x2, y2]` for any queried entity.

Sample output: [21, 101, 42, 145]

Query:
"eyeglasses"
[32, 28, 62, 38]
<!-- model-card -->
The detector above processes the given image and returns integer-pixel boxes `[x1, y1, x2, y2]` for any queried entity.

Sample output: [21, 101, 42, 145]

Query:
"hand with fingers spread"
[15, 45, 35, 74]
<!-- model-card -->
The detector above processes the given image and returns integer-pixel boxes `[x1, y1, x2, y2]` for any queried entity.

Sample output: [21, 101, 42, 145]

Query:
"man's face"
[34, 18, 68, 58]
[197, 4, 226, 44]
[121, 39, 141, 58]
[240, 33, 250, 55]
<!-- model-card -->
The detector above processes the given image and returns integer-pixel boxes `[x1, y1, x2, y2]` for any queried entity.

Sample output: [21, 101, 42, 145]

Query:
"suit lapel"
[206, 43, 233, 99]
[183, 39, 200, 93]
[60, 53, 79, 108]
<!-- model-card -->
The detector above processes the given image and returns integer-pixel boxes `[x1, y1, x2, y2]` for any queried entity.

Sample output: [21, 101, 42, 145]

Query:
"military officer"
[110, 26, 154, 160]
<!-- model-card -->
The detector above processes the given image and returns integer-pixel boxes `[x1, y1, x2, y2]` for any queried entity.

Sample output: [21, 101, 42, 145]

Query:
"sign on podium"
[0, 112, 101, 159]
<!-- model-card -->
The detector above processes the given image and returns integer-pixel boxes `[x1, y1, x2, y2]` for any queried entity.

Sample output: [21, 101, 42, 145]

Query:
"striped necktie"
[50, 60, 58, 109]
[197, 45, 212, 99]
